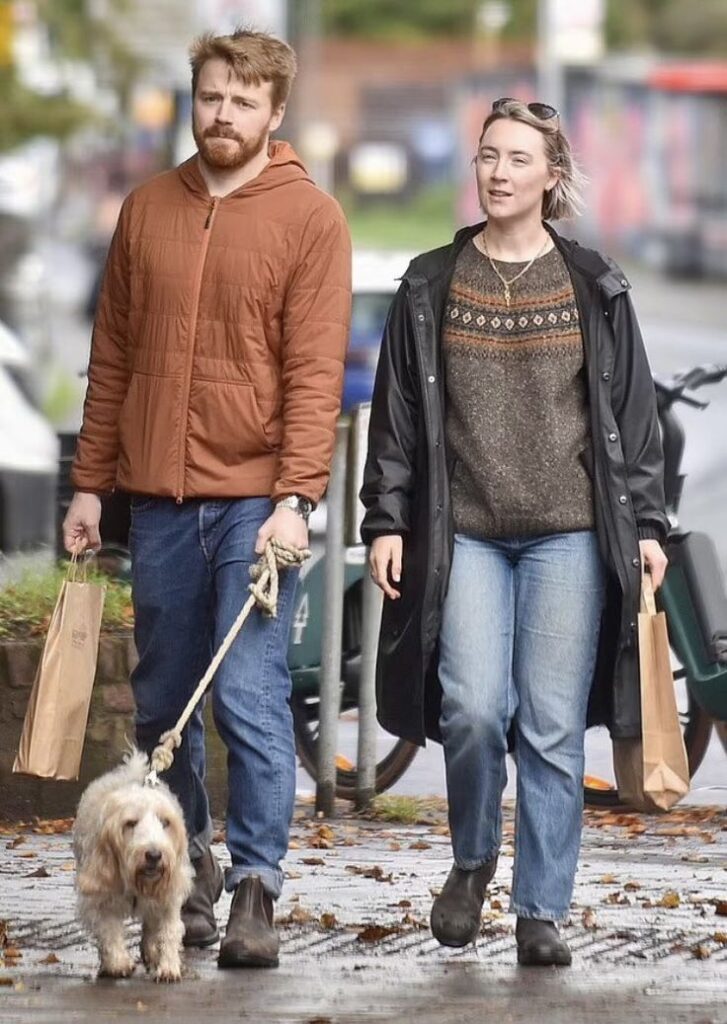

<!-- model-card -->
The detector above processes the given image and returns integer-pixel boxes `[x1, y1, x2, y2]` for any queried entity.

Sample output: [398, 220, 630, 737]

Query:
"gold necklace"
[479, 233, 550, 307]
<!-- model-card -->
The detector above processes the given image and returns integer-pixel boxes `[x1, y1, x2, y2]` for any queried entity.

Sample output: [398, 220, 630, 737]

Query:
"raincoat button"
[428, 375, 436, 383]
[619, 495, 627, 504]
[632, 557, 640, 568]
[602, 371, 610, 381]
[417, 313, 425, 321]
[608, 432, 617, 441]
[603, 310, 609, 317]
[621, 278, 628, 287]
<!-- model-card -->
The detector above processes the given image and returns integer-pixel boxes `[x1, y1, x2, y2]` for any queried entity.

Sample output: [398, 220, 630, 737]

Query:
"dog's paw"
[153, 964, 182, 983]
[98, 955, 135, 979]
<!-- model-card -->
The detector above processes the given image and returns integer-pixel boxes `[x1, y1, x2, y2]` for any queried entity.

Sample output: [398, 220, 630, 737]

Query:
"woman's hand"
[369, 535, 403, 600]
[639, 539, 668, 589]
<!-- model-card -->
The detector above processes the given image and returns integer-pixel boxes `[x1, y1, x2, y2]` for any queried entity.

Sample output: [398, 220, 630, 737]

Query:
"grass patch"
[343, 183, 457, 252]
[367, 794, 447, 825]
[0, 563, 133, 640]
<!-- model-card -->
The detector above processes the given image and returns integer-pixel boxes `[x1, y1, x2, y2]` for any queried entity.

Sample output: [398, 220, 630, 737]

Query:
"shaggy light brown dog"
[73, 750, 193, 982]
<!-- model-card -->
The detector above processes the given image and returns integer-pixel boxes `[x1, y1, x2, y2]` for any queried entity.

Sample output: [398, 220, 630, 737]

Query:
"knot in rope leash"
[145, 539, 309, 785]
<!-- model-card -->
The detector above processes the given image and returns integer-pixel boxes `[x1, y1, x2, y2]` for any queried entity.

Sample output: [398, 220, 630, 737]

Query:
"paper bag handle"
[640, 568, 657, 616]
[67, 548, 90, 583]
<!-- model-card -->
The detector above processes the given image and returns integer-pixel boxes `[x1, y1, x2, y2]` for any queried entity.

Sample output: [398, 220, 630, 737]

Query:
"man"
[63, 27, 352, 969]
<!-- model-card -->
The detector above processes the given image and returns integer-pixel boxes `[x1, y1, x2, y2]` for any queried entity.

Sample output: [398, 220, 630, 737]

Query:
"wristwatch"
[275, 494, 313, 523]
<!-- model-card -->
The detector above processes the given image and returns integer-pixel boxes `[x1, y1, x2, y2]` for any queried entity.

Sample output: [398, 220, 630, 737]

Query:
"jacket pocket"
[187, 379, 275, 466]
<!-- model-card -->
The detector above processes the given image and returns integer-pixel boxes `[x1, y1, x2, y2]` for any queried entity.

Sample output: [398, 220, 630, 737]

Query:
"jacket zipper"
[175, 196, 219, 502]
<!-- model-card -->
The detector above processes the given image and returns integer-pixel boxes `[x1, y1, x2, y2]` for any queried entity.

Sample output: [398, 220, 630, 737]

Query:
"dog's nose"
[145, 849, 162, 866]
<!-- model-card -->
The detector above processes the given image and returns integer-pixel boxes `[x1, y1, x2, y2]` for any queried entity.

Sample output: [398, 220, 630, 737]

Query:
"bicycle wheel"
[583, 649, 713, 808]
[292, 692, 419, 801]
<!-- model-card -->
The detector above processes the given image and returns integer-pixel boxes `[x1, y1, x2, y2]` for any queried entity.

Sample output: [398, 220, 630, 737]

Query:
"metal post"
[315, 419, 348, 816]
[356, 565, 382, 809]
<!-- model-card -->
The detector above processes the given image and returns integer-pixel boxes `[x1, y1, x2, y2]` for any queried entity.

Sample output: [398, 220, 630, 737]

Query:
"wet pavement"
[1, 799, 726, 1023]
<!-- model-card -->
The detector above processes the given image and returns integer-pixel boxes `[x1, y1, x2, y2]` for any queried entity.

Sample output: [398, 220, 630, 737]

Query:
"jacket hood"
[178, 139, 312, 199]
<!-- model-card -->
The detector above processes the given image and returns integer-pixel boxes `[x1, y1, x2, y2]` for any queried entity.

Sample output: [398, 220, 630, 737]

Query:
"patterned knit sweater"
[443, 240, 595, 539]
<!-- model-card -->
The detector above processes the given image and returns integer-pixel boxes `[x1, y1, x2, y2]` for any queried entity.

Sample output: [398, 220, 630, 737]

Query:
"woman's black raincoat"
[360, 222, 668, 747]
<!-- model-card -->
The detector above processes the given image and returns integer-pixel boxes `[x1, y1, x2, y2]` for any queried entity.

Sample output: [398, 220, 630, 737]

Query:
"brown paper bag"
[13, 554, 106, 780]
[613, 572, 690, 812]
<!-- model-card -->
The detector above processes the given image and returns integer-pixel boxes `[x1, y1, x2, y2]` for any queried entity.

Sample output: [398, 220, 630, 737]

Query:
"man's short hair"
[189, 27, 297, 109]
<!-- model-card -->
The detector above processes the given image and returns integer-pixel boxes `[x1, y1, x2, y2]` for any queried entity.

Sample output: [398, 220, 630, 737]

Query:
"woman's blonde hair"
[480, 99, 587, 221]
[189, 27, 297, 109]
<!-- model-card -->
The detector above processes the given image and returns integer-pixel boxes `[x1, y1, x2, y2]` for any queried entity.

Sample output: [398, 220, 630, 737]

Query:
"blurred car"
[0, 320, 58, 553]
[342, 250, 413, 412]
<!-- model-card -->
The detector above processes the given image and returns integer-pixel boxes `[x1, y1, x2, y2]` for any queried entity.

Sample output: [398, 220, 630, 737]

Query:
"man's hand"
[62, 492, 102, 554]
[369, 535, 403, 600]
[639, 538, 668, 590]
[255, 505, 309, 555]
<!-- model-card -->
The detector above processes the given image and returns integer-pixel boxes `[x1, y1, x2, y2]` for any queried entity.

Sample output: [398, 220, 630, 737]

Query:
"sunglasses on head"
[492, 97, 559, 121]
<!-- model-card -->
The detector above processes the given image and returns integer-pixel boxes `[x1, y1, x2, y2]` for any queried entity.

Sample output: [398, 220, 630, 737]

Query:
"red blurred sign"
[650, 64, 727, 93]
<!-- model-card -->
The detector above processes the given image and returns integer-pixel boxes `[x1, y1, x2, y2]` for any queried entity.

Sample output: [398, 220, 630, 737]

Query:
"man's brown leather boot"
[430, 857, 499, 947]
[181, 847, 224, 948]
[217, 875, 279, 968]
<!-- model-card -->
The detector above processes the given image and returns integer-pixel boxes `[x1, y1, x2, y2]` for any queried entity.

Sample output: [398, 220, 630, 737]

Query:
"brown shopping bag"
[613, 572, 690, 812]
[13, 553, 106, 780]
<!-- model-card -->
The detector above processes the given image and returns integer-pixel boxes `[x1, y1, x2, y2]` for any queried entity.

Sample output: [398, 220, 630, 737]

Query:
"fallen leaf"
[598, 874, 618, 884]
[0, 977, 13, 986]
[602, 892, 630, 906]
[714, 901, 727, 916]
[320, 913, 337, 930]
[17, 853, 37, 859]
[4, 947, 22, 959]
[345, 864, 393, 883]
[37, 953, 59, 964]
[490, 899, 503, 911]
[409, 840, 431, 850]
[691, 943, 711, 960]
[288, 840, 301, 850]
[624, 881, 641, 892]
[357, 924, 400, 943]
[713, 932, 727, 944]
[8, 836, 26, 849]
[26, 866, 50, 878]
[388, 842, 401, 851]
[582, 908, 598, 930]
[136, 1000, 148, 1012]
[279, 904, 314, 926]
[658, 891, 681, 909]
[306, 1017, 332, 1024]
[301, 857, 325, 866]
[397, 900, 411, 908]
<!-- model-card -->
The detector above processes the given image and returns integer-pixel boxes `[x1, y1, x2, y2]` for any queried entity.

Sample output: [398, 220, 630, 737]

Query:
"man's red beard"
[193, 123, 268, 171]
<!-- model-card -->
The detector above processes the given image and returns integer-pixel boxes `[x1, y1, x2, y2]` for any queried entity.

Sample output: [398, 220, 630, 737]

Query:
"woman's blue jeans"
[438, 530, 606, 923]
[129, 496, 299, 900]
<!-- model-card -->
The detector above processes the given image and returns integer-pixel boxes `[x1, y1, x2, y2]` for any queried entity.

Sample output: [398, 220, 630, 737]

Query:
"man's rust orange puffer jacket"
[71, 141, 352, 505]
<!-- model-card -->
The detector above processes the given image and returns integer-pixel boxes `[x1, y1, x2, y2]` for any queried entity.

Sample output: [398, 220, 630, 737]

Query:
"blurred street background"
[0, 3, 726, 810]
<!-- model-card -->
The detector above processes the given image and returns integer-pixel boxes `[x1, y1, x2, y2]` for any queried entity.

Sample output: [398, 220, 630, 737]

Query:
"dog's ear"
[77, 814, 123, 896]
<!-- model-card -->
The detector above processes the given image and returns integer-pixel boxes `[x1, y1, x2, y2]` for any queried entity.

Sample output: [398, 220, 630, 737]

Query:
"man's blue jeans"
[438, 531, 606, 923]
[129, 496, 299, 900]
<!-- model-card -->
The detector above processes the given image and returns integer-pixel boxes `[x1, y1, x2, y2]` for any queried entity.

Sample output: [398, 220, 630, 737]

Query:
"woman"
[360, 99, 668, 967]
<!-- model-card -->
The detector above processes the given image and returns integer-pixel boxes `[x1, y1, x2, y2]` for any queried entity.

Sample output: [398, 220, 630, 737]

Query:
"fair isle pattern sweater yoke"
[443, 240, 595, 540]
